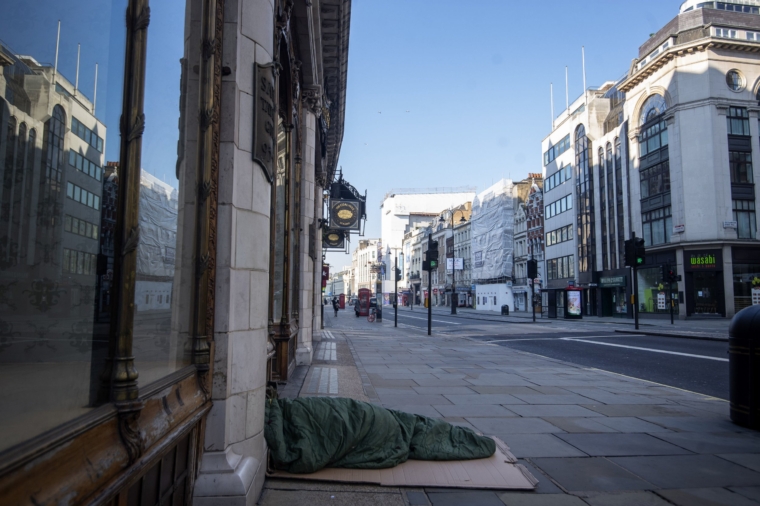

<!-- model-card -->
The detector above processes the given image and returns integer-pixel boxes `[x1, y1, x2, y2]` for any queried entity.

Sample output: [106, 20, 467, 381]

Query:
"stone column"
[194, 0, 274, 503]
[296, 108, 317, 365]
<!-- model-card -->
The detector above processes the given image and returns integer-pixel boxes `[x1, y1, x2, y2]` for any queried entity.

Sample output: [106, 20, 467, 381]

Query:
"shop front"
[732, 247, 760, 312]
[684, 249, 724, 317]
[513, 287, 528, 311]
[599, 272, 629, 318]
[635, 250, 679, 318]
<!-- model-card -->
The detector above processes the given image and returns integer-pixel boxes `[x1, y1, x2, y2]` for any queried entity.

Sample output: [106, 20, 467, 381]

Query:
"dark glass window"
[606, 142, 616, 269]
[599, 147, 608, 270]
[547, 255, 575, 280]
[733, 200, 757, 239]
[730, 151, 754, 183]
[615, 138, 625, 268]
[727, 107, 750, 135]
[640, 160, 671, 198]
[642, 206, 672, 246]
[575, 124, 595, 273]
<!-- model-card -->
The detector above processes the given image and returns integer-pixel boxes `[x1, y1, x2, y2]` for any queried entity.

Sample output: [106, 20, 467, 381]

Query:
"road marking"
[316, 342, 337, 361]
[322, 331, 335, 340]
[561, 338, 728, 362]
[484, 334, 637, 343]
[396, 314, 463, 325]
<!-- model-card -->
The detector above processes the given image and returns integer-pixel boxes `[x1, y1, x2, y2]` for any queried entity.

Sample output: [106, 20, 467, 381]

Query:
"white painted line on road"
[485, 334, 635, 343]
[322, 331, 335, 340]
[562, 338, 728, 362]
[397, 314, 463, 325]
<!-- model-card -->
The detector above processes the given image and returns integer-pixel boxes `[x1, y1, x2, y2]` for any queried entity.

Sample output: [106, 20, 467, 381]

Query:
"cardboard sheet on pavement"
[266, 437, 538, 490]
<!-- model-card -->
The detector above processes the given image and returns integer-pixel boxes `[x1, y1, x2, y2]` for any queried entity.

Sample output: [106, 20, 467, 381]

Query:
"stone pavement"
[258, 313, 759, 505]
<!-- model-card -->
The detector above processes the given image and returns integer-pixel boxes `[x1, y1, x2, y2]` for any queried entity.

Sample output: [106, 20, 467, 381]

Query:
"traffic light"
[428, 240, 439, 261]
[659, 264, 666, 282]
[667, 267, 678, 283]
[527, 259, 538, 279]
[395, 267, 402, 281]
[634, 238, 646, 266]
[430, 259, 438, 270]
[624, 238, 646, 267]
[422, 260, 430, 271]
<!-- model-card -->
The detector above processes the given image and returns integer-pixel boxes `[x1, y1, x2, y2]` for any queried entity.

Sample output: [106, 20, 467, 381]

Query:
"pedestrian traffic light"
[624, 239, 634, 267]
[395, 267, 402, 281]
[430, 259, 438, 269]
[422, 260, 430, 271]
[527, 259, 538, 279]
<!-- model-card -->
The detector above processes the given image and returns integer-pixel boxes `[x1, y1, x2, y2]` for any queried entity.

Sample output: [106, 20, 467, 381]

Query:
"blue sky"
[327, 0, 684, 268]
[2, 0, 685, 268]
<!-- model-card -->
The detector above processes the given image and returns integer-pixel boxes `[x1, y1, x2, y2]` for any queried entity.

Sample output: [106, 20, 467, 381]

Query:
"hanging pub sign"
[322, 265, 330, 289]
[329, 200, 361, 230]
[322, 228, 346, 249]
[252, 62, 276, 183]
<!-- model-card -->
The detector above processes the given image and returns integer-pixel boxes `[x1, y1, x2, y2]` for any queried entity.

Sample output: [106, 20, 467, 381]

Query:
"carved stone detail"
[116, 401, 144, 466]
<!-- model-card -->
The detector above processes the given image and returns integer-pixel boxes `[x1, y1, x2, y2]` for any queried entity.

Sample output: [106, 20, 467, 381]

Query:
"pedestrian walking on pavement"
[332, 297, 339, 317]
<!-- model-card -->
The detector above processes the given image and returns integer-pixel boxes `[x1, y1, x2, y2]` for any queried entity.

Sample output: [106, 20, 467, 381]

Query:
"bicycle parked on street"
[367, 306, 377, 323]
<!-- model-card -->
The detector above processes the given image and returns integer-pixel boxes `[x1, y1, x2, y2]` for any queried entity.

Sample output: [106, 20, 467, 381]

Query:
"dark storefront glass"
[684, 250, 724, 316]
[732, 248, 760, 312]
[0, 1, 124, 452]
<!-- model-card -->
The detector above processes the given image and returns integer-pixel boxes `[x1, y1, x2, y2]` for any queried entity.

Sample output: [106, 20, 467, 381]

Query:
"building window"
[606, 142, 617, 270]
[726, 69, 745, 92]
[62, 248, 97, 275]
[638, 119, 668, 157]
[575, 124, 595, 274]
[716, 28, 738, 39]
[544, 163, 572, 193]
[640, 160, 671, 198]
[599, 147, 608, 270]
[730, 151, 754, 183]
[71, 116, 104, 152]
[543, 134, 571, 165]
[642, 206, 672, 246]
[546, 224, 573, 246]
[727, 107, 750, 135]
[545, 194, 573, 219]
[733, 199, 757, 239]
[547, 255, 575, 280]
[66, 182, 100, 210]
[64, 215, 100, 239]
[747, 30, 760, 40]
[68, 149, 103, 181]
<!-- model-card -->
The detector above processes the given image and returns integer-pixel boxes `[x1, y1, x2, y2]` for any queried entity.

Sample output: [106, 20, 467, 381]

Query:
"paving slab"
[467, 417, 567, 434]
[610, 454, 760, 488]
[508, 405, 605, 418]
[581, 404, 693, 417]
[730, 486, 760, 503]
[499, 434, 587, 458]
[385, 404, 442, 419]
[652, 431, 760, 454]
[719, 453, 760, 473]
[426, 490, 505, 506]
[413, 377, 472, 387]
[582, 491, 672, 506]
[469, 386, 545, 395]
[411, 386, 478, 395]
[591, 417, 673, 433]
[516, 460, 565, 494]
[406, 491, 430, 505]
[257, 489, 406, 506]
[511, 394, 599, 405]
[655, 487, 760, 506]
[444, 394, 527, 405]
[540, 417, 619, 434]
[640, 416, 755, 433]
[378, 394, 452, 405]
[433, 404, 518, 418]
[555, 433, 693, 457]
[496, 493, 588, 505]
[530, 457, 654, 492]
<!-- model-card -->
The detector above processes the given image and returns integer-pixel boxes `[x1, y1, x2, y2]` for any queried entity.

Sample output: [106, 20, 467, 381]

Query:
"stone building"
[541, 0, 760, 319]
[0, 1, 352, 505]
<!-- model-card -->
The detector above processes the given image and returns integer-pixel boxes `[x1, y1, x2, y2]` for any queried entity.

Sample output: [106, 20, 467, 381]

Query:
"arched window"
[38, 105, 66, 229]
[3, 116, 17, 189]
[599, 145, 608, 270]
[639, 94, 667, 126]
[606, 142, 616, 269]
